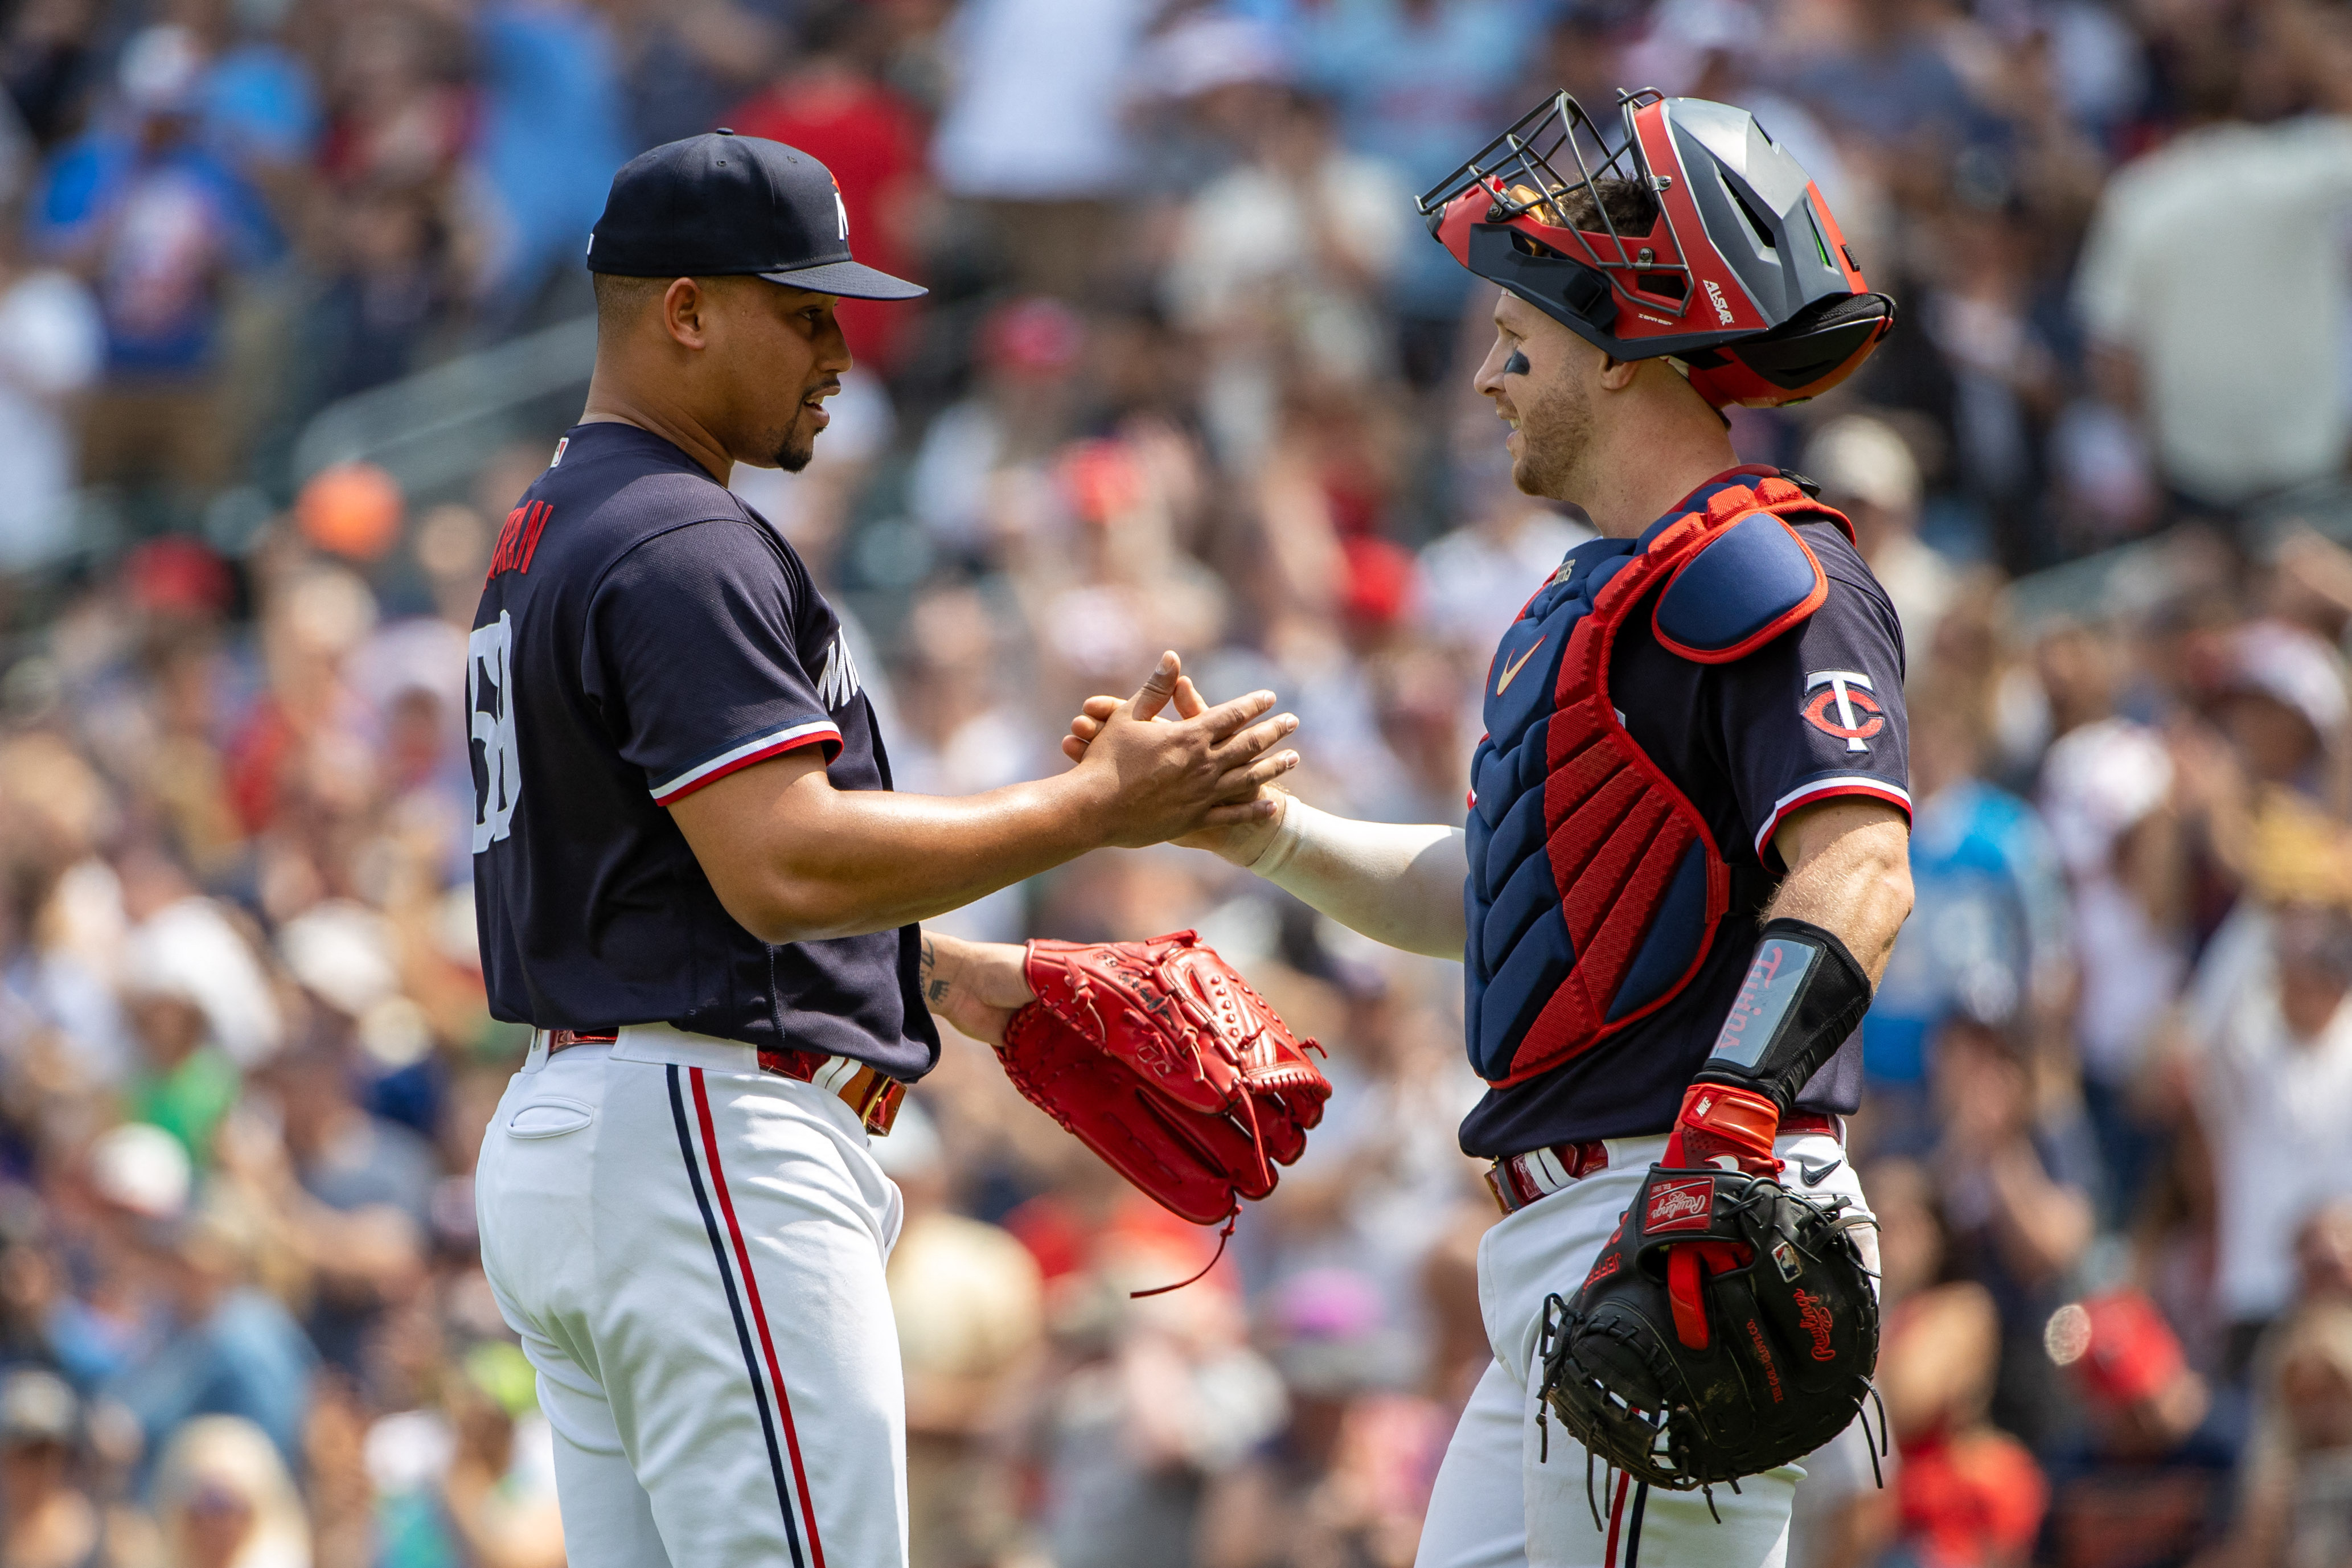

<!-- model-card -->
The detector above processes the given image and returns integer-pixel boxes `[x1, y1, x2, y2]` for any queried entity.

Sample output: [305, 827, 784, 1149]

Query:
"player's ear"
[1596, 353, 1641, 392]
[662, 277, 712, 351]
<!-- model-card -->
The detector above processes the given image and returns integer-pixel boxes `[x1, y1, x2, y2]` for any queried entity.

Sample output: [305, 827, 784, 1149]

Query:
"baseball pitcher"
[465, 133, 1303, 1567]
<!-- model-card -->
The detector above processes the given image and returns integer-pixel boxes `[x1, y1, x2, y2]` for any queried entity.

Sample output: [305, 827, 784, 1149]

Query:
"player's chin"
[772, 417, 821, 473]
[1507, 449, 1544, 498]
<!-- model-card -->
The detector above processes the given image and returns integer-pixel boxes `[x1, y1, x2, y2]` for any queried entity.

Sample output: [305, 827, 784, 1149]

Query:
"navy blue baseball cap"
[585, 130, 925, 301]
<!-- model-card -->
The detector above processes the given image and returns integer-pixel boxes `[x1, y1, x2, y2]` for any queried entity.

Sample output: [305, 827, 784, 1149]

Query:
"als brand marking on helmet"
[1495, 638, 1546, 695]
[1646, 1176, 1714, 1233]
[1704, 278, 1734, 325]
[1801, 670, 1883, 752]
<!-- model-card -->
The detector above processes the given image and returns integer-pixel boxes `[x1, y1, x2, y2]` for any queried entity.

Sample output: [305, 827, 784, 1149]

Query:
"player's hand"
[920, 933, 1033, 1045]
[1062, 663, 1294, 865]
[1070, 652, 1298, 850]
[1660, 1082, 1783, 1177]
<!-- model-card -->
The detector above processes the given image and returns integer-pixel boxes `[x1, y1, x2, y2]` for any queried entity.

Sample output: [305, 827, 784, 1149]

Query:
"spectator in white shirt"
[2187, 905, 2352, 1354]
[0, 215, 100, 571]
[2072, 16, 2352, 509]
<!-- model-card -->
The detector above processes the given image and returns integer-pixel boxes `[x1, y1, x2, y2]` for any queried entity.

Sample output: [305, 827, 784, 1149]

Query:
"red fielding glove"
[1660, 1081, 1782, 1177]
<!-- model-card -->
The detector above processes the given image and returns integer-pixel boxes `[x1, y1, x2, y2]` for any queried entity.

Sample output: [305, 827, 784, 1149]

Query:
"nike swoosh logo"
[1796, 1156, 1843, 1187]
[1495, 637, 1546, 695]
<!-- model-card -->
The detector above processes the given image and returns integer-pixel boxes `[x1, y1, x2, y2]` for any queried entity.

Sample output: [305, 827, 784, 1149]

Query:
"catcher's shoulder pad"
[1650, 481, 1849, 666]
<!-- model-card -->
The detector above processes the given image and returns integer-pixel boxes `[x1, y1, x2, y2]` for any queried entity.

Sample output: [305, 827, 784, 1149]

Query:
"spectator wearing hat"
[1803, 414, 1953, 660]
[150, 1414, 307, 1568]
[75, 1125, 316, 1478]
[2039, 1290, 2241, 1568]
[2037, 654, 2186, 1214]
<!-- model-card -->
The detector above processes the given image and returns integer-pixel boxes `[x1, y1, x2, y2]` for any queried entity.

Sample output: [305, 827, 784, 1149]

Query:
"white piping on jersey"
[1752, 775, 1914, 858]
[649, 719, 841, 806]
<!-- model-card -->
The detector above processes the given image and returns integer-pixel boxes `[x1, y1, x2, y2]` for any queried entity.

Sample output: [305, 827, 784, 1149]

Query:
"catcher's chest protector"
[1465, 475, 1854, 1086]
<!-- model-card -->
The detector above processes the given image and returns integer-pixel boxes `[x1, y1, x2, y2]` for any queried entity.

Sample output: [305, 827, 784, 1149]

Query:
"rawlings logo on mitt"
[1538, 1165, 1881, 1494]
[996, 930, 1330, 1231]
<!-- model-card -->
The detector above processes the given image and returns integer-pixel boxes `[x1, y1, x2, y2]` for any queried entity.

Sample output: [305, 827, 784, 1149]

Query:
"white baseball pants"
[475, 1026, 908, 1568]
[1414, 1128, 1874, 1568]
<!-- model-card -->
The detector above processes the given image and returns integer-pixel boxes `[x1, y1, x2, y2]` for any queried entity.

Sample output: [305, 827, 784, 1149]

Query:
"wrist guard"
[1694, 917, 1873, 1113]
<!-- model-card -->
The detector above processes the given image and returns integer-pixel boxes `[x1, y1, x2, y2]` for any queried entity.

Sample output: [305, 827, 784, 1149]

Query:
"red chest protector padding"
[1463, 474, 1854, 1087]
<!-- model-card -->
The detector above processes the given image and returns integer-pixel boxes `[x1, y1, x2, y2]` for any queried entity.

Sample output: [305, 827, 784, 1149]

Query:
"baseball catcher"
[1064, 88, 1910, 1568]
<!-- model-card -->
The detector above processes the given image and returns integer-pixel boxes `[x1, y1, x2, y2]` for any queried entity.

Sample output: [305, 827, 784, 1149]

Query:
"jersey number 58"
[470, 612, 520, 852]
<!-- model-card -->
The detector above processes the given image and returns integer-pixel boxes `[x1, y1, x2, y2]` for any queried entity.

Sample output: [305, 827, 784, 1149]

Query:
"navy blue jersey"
[1459, 475, 1908, 1157]
[467, 422, 937, 1078]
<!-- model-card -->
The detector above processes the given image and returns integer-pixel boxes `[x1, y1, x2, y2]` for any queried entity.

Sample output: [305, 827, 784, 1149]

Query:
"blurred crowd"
[0, 0, 2349, 1564]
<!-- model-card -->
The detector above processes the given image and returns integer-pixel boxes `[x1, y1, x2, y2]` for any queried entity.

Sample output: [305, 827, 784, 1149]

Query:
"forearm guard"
[1694, 917, 1873, 1113]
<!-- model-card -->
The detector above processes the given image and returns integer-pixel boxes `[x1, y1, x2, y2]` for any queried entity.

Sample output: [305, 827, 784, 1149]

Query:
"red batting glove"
[1660, 1081, 1782, 1177]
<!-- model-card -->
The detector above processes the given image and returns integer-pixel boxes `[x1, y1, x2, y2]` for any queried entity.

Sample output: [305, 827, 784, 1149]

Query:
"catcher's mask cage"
[1417, 89, 1895, 409]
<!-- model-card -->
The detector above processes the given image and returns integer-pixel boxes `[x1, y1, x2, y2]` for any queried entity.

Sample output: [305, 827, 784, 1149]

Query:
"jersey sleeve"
[1715, 526, 1911, 869]
[581, 519, 843, 807]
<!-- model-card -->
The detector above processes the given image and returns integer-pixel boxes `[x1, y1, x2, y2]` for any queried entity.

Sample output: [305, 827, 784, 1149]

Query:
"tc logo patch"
[1802, 670, 1883, 753]
[1646, 1177, 1714, 1234]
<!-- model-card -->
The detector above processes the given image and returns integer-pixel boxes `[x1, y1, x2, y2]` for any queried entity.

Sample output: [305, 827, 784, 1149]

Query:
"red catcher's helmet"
[1418, 89, 1895, 409]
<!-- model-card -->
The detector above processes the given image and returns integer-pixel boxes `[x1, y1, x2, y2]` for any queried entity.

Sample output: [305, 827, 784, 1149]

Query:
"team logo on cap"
[1801, 671, 1883, 753]
[834, 184, 849, 241]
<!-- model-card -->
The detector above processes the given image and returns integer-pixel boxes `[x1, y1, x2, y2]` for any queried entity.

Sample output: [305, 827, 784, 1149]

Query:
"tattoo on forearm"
[920, 935, 951, 1005]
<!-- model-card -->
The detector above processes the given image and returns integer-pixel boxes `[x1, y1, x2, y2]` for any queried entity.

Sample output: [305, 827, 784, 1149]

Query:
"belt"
[1485, 1109, 1844, 1216]
[541, 1028, 905, 1135]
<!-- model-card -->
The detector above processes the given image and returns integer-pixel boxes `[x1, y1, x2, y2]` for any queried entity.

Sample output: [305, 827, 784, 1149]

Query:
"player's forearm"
[1242, 798, 1469, 959]
[1763, 805, 1913, 980]
[716, 773, 1116, 942]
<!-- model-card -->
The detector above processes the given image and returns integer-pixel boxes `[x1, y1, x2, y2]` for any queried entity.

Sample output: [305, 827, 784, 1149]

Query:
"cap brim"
[758, 259, 927, 301]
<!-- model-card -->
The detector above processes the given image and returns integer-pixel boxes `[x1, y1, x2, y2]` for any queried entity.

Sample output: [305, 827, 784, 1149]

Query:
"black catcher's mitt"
[1538, 1164, 1880, 1494]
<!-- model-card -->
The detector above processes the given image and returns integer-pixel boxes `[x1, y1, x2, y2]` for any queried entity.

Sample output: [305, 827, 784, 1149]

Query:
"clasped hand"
[1065, 651, 1300, 850]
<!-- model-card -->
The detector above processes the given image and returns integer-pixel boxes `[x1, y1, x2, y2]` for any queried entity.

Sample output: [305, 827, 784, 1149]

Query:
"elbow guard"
[1696, 917, 1873, 1113]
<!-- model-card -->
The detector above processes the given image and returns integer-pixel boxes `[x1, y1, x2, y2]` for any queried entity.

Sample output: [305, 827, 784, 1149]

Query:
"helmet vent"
[1729, 183, 1777, 252]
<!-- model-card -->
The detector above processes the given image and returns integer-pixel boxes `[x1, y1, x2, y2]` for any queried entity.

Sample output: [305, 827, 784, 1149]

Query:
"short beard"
[1509, 368, 1592, 503]
[772, 428, 817, 473]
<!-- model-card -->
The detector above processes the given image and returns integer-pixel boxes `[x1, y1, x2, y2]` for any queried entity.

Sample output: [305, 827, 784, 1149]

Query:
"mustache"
[803, 379, 841, 404]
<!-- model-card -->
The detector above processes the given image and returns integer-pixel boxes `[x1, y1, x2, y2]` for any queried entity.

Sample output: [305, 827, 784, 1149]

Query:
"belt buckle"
[859, 1076, 904, 1136]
